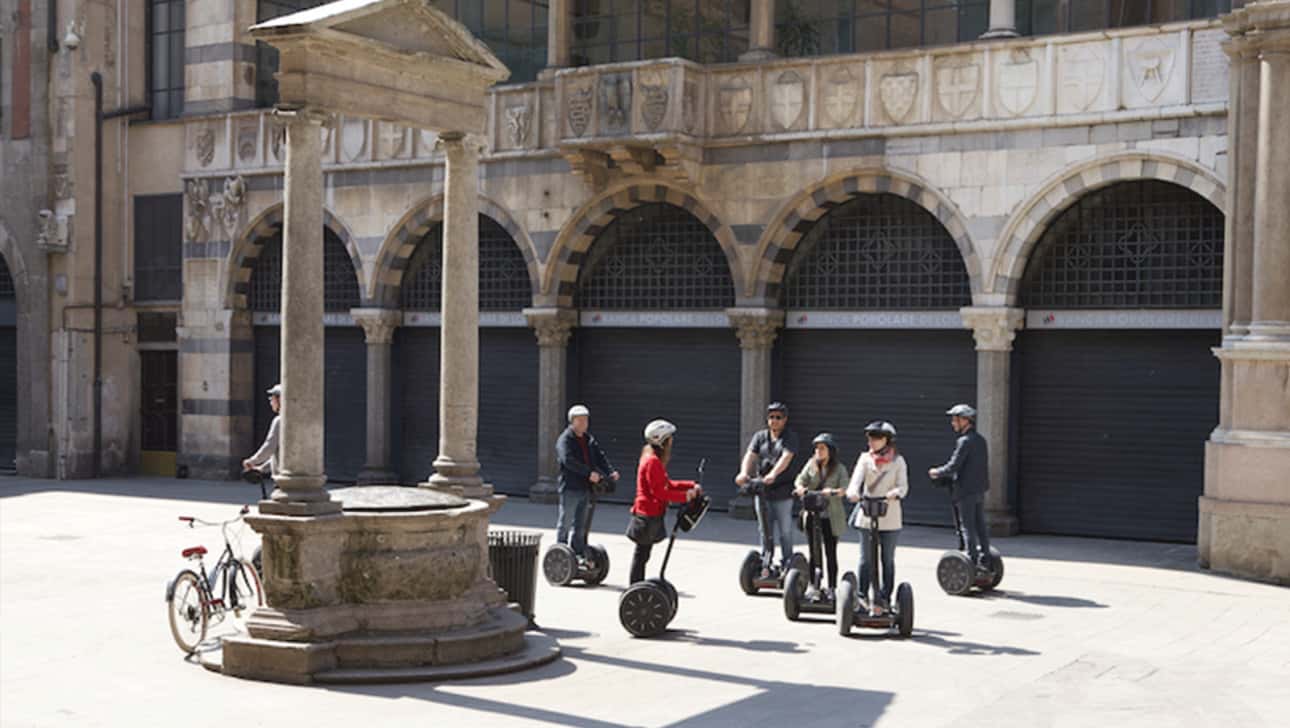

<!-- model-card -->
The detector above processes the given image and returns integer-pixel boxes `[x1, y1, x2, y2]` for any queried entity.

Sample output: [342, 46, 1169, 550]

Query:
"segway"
[836, 496, 913, 638]
[783, 491, 841, 620]
[618, 460, 711, 638]
[239, 469, 270, 577]
[736, 482, 809, 595]
[543, 478, 612, 587]
[931, 476, 1004, 596]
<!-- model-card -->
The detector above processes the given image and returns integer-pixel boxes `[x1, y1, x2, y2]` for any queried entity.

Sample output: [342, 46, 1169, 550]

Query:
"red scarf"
[871, 445, 897, 467]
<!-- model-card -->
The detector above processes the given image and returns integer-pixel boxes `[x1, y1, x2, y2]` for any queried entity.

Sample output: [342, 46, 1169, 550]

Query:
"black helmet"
[811, 432, 837, 449]
[767, 402, 788, 416]
[864, 421, 897, 440]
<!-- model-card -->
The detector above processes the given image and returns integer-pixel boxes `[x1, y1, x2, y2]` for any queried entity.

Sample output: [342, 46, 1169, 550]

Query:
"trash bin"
[488, 529, 541, 625]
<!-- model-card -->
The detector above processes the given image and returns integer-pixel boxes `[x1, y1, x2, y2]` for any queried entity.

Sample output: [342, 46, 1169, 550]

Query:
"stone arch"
[750, 167, 981, 304]
[543, 182, 742, 308]
[370, 195, 539, 308]
[225, 204, 362, 310]
[991, 151, 1227, 304]
[0, 219, 27, 310]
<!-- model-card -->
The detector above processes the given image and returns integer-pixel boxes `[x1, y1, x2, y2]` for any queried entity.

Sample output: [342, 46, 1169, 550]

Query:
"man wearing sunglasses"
[736, 402, 799, 578]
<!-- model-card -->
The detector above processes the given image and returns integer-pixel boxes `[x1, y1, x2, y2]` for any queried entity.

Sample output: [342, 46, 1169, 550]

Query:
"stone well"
[211, 487, 557, 684]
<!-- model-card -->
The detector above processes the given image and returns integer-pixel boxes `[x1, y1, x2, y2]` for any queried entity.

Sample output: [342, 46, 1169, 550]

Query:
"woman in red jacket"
[626, 419, 703, 584]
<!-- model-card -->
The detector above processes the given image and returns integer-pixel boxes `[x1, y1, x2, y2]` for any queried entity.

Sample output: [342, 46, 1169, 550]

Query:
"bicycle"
[165, 503, 265, 655]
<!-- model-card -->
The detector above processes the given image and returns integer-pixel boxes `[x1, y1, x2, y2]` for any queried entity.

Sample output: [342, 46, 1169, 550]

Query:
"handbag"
[848, 467, 892, 529]
[625, 513, 666, 545]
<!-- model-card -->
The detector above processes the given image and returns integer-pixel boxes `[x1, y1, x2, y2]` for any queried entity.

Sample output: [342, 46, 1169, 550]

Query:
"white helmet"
[567, 404, 590, 422]
[266, 383, 283, 396]
[946, 404, 977, 419]
[644, 419, 677, 446]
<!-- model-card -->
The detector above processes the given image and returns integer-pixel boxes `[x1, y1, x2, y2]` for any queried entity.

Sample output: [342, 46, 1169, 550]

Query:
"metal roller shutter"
[393, 328, 439, 484]
[572, 328, 742, 507]
[0, 327, 14, 471]
[253, 327, 368, 483]
[477, 329, 539, 496]
[774, 330, 978, 527]
[1016, 330, 1219, 542]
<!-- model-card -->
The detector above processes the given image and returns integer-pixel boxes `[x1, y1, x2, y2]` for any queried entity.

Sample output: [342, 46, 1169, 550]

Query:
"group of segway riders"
[541, 399, 1002, 638]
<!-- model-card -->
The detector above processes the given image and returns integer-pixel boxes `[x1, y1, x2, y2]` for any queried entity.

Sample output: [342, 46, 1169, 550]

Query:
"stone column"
[544, 0, 572, 73]
[425, 133, 488, 498]
[961, 307, 1024, 536]
[981, 0, 1019, 39]
[262, 110, 339, 516]
[1222, 37, 1259, 338]
[740, 0, 777, 62]
[351, 307, 401, 485]
[1248, 41, 1290, 341]
[727, 308, 785, 518]
[524, 307, 577, 504]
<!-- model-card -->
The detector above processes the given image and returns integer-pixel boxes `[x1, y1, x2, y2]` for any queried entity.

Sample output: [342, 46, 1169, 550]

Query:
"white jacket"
[845, 451, 910, 531]
[247, 415, 281, 476]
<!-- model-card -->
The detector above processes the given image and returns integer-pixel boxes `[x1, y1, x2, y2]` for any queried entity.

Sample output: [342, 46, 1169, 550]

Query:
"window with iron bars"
[576, 203, 735, 310]
[783, 193, 971, 310]
[401, 216, 533, 311]
[1021, 180, 1223, 309]
[248, 230, 361, 313]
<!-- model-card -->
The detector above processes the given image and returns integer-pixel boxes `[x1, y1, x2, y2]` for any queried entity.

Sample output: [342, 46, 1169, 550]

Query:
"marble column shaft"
[961, 307, 1024, 536]
[740, 0, 777, 61]
[1223, 40, 1260, 337]
[727, 308, 784, 517]
[428, 133, 486, 496]
[1250, 43, 1290, 337]
[352, 308, 401, 484]
[546, 0, 572, 70]
[524, 308, 577, 503]
[982, 0, 1018, 38]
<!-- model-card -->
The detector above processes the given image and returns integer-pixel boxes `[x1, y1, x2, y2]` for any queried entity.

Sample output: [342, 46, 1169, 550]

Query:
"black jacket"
[556, 426, 615, 493]
[932, 428, 989, 502]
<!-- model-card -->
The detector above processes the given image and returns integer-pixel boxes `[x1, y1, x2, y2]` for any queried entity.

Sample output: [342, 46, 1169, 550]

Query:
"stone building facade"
[2, 0, 1287, 582]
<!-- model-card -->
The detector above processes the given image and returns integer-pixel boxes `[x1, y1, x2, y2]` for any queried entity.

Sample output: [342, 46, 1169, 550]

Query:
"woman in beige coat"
[846, 421, 909, 611]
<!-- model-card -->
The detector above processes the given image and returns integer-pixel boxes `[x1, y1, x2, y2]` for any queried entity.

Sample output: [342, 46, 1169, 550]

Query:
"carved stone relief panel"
[1190, 28, 1228, 103]
[1122, 34, 1184, 109]
[416, 129, 440, 157]
[190, 122, 224, 169]
[994, 47, 1042, 118]
[713, 73, 756, 136]
[340, 116, 369, 162]
[682, 78, 701, 136]
[767, 69, 807, 131]
[599, 72, 632, 135]
[234, 116, 261, 167]
[638, 69, 671, 132]
[565, 76, 595, 138]
[932, 53, 983, 122]
[1056, 42, 1110, 115]
[871, 58, 923, 126]
[504, 103, 534, 148]
[376, 121, 409, 160]
[817, 63, 862, 130]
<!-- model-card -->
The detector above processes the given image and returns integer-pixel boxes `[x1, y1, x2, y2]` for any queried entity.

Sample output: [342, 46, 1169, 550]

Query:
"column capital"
[272, 107, 333, 128]
[350, 307, 401, 344]
[961, 306, 1025, 352]
[436, 131, 488, 158]
[726, 307, 786, 350]
[524, 307, 577, 347]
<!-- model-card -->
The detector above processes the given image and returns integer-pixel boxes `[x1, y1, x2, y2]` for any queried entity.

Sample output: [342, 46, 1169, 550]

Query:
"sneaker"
[760, 567, 771, 580]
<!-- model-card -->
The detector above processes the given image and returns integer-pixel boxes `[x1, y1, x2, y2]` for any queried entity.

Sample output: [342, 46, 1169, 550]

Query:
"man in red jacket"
[625, 419, 702, 583]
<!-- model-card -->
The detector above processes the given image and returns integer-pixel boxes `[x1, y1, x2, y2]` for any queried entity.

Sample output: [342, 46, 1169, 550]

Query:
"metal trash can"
[488, 529, 541, 625]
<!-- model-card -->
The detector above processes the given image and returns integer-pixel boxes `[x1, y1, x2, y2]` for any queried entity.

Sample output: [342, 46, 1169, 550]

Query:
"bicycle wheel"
[168, 570, 208, 654]
[228, 559, 264, 633]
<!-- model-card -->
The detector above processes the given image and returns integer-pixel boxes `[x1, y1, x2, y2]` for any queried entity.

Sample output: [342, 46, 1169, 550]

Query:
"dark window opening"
[1016, 0, 1238, 38]
[572, 0, 751, 66]
[402, 215, 533, 311]
[249, 229, 361, 312]
[147, 0, 186, 119]
[134, 195, 184, 302]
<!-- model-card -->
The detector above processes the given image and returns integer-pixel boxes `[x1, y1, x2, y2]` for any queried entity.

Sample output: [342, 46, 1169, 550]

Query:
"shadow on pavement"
[654, 629, 808, 654]
[905, 628, 1042, 657]
[981, 590, 1108, 609]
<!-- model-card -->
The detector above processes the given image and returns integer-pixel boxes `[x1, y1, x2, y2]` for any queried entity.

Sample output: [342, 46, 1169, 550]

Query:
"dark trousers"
[957, 493, 992, 565]
[807, 515, 841, 589]
[630, 541, 654, 584]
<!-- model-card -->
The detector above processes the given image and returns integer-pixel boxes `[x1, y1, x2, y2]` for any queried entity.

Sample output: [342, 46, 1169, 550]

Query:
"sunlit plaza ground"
[2, 476, 1288, 727]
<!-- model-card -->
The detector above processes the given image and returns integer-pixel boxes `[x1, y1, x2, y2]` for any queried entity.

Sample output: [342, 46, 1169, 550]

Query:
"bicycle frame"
[171, 510, 257, 617]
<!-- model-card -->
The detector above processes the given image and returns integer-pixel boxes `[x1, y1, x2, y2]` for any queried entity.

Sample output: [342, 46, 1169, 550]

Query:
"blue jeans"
[556, 489, 590, 555]
[755, 496, 794, 570]
[858, 529, 899, 604]
[957, 494, 992, 565]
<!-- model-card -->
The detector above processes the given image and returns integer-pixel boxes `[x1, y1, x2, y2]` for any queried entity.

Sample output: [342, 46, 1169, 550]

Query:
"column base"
[987, 509, 1019, 537]
[529, 477, 559, 504]
[1243, 322, 1290, 342]
[980, 27, 1020, 39]
[1198, 496, 1290, 585]
[421, 478, 496, 501]
[728, 491, 757, 520]
[737, 48, 777, 63]
[263, 472, 341, 515]
[259, 498, 343, 516]
[357, 468, 400, 486]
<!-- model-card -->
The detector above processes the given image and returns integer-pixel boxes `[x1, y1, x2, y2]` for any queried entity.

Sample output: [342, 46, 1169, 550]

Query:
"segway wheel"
[585, 544, 611, 586]
[789, 552, 809, 575]
[841, 571, 857, 590]
[895, 583, 914, 638]
[646, 578, 679, 621]
[988, 548, 1004, 590]
[835, 577, 855, 636]
[936, 550, 975, 596]
[619, 582, 672, 638]
[542, 544, 577, 587]
[739, 550, 761, 595]
[783, 568, 805, 621]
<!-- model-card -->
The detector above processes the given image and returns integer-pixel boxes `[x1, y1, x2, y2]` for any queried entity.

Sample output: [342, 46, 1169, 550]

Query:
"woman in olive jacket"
[792, 433, 850, 593]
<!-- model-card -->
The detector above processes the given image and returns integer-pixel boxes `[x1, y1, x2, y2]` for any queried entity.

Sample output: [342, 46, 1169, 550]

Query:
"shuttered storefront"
[249, 230, 366, 483]
[0, 257, 14, 471]
[1015, 180, 1223, 542]
[775, 330, 977, 526]
[253, 327, 367, 482]
[393, 216, 537, 495]
[572, 328, 742, 506]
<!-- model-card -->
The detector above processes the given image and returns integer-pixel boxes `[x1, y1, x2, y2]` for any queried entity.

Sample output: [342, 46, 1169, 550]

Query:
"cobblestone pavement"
[2, 477, 1287, 727]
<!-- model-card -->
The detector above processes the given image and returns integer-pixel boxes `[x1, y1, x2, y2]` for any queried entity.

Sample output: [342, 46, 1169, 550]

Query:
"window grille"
[576, 203, 735, 310]
[0, 256, 13, 299]
[249, 230, 361, 313]
[1021, 180, 1223, 309]
[146, 0, 186, 119]
[401, 216, 533, 312]
[573, 0, 751, 66]
[783, 193, 971, 310]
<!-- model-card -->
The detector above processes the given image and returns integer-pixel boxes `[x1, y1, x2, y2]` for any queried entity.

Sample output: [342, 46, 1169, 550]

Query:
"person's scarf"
[871, 444, 897, 468]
